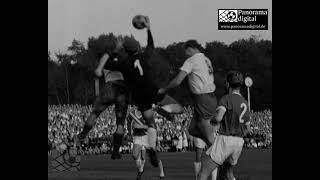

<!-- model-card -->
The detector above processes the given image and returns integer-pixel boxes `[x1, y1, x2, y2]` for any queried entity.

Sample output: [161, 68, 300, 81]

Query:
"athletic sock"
[113, 133, 123, 152]
[79, 123, 92, 139]
[140, 159, 146, 172]
[194, 162, 201, 180]
[159, 160, 165, 177]
[147, 128, 157, 149]
[211, 168, 217, 180]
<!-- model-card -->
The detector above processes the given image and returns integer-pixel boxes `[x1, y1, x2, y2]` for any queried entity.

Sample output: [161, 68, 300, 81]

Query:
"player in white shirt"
[158, 40, 219, 180]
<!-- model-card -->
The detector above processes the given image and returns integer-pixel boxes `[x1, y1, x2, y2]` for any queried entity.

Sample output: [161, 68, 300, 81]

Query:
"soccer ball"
[132, 15, 146, 29]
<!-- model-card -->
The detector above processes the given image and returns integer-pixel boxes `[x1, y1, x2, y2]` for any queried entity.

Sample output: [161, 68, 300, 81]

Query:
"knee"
[132, 152, 139, 160]
[91, 108, 102, 118]
[198, 172, 208, 180]
[86, 114, 99, 127]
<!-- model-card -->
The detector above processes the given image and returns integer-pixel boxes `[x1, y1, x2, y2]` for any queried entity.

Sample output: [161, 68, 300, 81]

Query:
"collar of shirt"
[232, 91, 242, 96]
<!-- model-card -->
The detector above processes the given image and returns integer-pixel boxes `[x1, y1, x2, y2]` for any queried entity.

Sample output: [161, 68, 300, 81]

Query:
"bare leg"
[225, 162, 236, 180]
[198, 152, 219, 180]
[194, 147, 203, 180]
[112, 94, 128, 159]
[132, 144, 143, 171]
[142, 109, 160, 167]
[77, 83, 116, 142]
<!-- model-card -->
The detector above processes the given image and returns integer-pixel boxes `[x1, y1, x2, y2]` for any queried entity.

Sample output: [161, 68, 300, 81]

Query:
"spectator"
[48, 105, 272, 153]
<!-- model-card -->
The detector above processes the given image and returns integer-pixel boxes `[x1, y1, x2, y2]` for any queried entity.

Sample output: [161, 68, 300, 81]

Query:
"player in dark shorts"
[75, 41, 131, 159]
[98, 17, 181, 167]
[198, 70, 252, 180]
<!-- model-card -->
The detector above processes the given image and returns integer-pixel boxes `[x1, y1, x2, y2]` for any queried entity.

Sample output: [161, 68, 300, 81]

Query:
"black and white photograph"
[48, 0, 272, 179]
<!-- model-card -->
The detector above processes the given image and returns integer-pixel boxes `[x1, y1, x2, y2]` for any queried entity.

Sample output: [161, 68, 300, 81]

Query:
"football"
[132, 15, 146, 29]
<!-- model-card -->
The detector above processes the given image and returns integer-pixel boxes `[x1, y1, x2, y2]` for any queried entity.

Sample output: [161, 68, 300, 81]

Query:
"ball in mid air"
[132, 15, 146, 29]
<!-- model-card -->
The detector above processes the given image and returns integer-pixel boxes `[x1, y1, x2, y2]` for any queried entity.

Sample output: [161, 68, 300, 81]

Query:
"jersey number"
[239, 103, 247, 123]
[134, 59, 144, 76]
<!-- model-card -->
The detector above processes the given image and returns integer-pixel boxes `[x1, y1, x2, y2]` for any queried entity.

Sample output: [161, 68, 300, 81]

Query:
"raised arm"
[144, 16, 154, 57]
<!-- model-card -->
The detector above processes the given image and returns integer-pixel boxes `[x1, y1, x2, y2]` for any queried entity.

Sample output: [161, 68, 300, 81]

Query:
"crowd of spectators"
[48, 105, 272, 154]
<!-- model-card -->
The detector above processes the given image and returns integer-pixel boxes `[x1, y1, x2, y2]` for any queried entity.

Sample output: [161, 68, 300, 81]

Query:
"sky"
[48, 0, 272, 53]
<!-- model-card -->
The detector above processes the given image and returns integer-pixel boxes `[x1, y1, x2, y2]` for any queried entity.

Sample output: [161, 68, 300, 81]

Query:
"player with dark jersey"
[75, 40, 130, 160]
[97, 17, 179, 167]
[198, 70, 252, 180]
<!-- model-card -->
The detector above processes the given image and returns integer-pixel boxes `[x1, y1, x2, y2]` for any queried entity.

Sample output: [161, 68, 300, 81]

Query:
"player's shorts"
[194, 137, 207, 149]
[192, 92, 217, 121]
[133, 135, 149, 148]
[92, 80, 129, 115]
[205, 135, 244, 166]
[132, 86, 165, 112]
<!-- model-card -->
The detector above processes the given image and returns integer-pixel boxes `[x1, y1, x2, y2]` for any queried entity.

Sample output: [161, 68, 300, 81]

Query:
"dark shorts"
[131, 86, 165, 112]
[192, 92, 217, 122]
[92, 80, 130, 125]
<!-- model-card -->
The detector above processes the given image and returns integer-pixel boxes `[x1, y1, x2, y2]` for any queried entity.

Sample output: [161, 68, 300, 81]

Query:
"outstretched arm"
[158, 70, 188, 94]
[144, 16, 154, 57]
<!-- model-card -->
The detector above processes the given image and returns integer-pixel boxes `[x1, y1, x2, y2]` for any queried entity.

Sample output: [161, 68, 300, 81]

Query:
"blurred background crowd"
[48, 105, 272, 155]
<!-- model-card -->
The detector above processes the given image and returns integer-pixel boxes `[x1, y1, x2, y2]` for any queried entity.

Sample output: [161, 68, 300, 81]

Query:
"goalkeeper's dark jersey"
[103, 30, 166, 111]
[217, 92, 250, 137]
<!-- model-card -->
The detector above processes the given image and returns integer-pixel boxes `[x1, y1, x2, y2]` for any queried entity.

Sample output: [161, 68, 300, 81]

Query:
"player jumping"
[75, 42, 130, 159]
[158, 39, 219, 148]
[93, 16, 182, 167]
[198, 70, 252, 180]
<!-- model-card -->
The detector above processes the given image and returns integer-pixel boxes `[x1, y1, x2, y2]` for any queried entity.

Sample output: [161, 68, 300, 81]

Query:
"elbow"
[94, 69, 103, 77]
[215, 116, 223, 122]
[174, 79, 182, 86]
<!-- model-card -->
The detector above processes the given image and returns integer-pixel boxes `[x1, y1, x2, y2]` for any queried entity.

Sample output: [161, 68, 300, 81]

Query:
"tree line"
[48, 33, 272, 111]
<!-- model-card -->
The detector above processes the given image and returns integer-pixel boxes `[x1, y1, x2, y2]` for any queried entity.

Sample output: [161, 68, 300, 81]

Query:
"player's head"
[123, 38, 140, 55]
[184, 40, 203, 57]
[225, 70, 244, 91]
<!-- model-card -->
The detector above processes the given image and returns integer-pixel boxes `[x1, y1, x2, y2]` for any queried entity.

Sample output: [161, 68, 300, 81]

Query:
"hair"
[226, 70, 244, 89]
[183, 40, 204, 51]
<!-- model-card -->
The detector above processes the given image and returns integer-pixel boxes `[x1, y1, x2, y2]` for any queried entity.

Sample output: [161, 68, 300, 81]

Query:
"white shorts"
[205, 135, 244, 166]
[133, 135, 149, 148]
[194, 137, 207, 149]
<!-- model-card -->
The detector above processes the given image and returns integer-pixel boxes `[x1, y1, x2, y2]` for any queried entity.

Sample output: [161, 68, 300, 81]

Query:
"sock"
[112, 133, 123, 152]
[136, 159, 142, 171]
[159, 160, 165, 177]
[194, 162, 201, 180]
[79, 123, 92, 139]
[140, 159, 146, 172]
[211, 168, 217, 180]
[147, 128, 157, 149]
